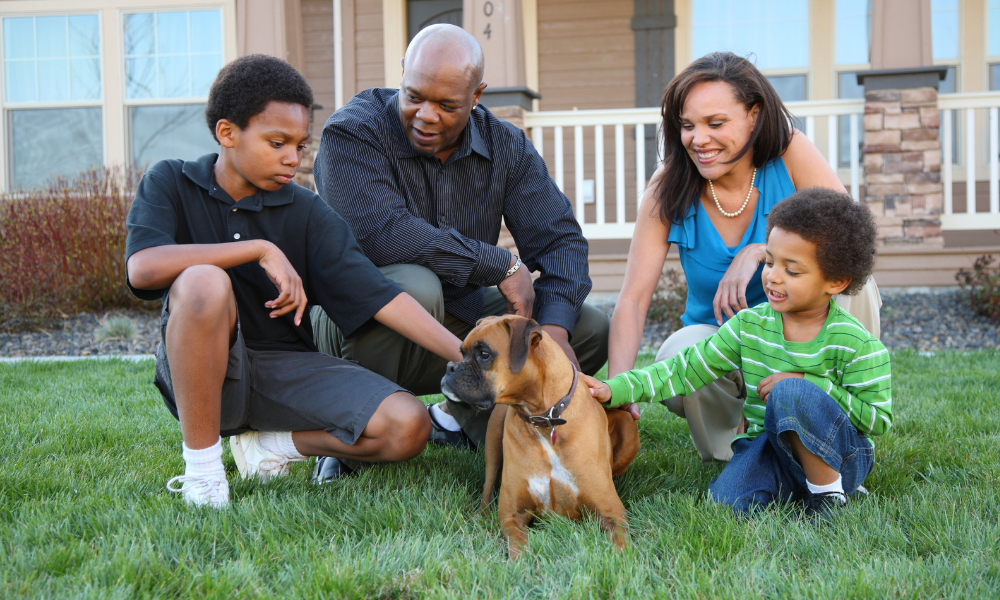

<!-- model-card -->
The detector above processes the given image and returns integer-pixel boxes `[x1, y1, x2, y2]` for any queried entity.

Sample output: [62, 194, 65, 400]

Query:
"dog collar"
[515, 368, 577, 433]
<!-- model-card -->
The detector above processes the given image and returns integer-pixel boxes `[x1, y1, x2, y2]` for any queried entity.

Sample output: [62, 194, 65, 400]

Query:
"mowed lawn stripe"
[1, 351, 998, 599]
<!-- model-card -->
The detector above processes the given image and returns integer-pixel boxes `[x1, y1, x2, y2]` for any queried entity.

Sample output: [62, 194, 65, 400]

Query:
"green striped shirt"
[606, 300, 892, 442]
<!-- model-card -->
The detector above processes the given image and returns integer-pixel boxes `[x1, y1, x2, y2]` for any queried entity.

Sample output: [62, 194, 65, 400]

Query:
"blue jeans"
[708, 378, 874, 515]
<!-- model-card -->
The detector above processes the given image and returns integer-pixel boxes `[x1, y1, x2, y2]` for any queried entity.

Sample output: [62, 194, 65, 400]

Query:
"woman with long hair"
[608, 52, 881, 464]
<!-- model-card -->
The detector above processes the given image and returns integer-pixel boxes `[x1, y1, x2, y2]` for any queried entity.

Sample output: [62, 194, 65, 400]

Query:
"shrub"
[956, 254, 1000, 322]
[0, 166, 147, 331]
[95, 315, 137, 343]
[646, 267, 687, 330]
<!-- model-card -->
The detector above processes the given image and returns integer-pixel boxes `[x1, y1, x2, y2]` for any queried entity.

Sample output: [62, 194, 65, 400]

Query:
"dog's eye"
[478, 350, 491, 360]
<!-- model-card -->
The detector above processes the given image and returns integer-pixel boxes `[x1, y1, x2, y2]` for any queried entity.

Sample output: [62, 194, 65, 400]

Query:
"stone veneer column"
[860, 69, 947, 246]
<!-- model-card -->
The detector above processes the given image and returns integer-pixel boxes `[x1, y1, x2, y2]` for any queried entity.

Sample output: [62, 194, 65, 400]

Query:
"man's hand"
[541, 324, 580, 371]
[757, 372, 804, 403]
[256, 241, 308, 326]
[713, 243, 766, 325]
[497, 256, 534, 318]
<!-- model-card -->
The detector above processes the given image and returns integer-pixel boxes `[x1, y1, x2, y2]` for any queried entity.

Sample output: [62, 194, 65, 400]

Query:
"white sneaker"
[230, 431, 305, 480]
[166, 474, 230, 508]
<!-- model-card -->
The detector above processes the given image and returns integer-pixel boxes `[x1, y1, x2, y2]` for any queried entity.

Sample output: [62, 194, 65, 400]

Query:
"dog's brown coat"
[466, 315, 640, 558]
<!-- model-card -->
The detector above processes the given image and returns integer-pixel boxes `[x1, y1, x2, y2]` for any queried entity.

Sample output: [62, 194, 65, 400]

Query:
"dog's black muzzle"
[440, 360, 495, 410]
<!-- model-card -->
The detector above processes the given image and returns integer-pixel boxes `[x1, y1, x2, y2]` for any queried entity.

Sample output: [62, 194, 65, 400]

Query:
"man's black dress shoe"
[427, 404, 476, 451]
[312, 456, 354, 484]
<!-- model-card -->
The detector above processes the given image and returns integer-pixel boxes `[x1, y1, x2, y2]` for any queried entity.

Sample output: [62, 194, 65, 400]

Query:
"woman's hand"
[713, 242, 766, 325]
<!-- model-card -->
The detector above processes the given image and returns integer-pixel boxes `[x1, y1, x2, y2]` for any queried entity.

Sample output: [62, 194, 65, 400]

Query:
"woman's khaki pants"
[656, 277, 882, 464]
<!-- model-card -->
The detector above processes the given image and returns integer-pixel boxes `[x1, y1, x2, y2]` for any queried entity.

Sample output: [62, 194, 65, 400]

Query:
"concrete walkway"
[0, 354, 154, 364]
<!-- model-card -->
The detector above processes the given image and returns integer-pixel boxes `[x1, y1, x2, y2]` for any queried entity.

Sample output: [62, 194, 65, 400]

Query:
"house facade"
[3, 0, 998, 289]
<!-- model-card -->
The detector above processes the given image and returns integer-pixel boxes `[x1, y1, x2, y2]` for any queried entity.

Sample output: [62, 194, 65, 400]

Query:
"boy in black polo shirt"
[125, 55, 463, 508]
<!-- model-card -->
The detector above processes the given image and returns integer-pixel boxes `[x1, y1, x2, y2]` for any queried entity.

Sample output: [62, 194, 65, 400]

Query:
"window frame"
[0, 10, 106, 191]
[689, 0, 811, 92]
[118, 6, 225, 168]
[0, 1, 234, 192]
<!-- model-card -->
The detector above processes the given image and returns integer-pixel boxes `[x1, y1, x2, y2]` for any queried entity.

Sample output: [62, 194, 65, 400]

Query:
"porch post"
[861, 0, 945, 247]
[463, 0, 540, 129]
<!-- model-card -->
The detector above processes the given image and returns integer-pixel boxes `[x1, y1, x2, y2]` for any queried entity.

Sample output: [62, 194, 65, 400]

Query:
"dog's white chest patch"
[528, 476, 550, 506]
[527, 430, 578, 508]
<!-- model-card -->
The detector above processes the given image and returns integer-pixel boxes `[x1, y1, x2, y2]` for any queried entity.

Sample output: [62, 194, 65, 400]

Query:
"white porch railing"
[524, 92, 1000, 239]
[525, 100, 865, 239]
[938, 91, 1000, 230]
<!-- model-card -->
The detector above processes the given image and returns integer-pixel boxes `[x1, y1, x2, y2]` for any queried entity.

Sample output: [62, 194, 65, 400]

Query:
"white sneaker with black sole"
[230, 431, 305, 480]
[166, 474, 230, 508]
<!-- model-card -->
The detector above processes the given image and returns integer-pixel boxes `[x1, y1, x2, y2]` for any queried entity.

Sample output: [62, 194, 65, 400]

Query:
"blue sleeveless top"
[668, 157, 796, 327]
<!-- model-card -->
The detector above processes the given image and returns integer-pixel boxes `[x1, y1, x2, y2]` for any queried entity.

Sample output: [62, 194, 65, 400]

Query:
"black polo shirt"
[125, 153, 403, 353]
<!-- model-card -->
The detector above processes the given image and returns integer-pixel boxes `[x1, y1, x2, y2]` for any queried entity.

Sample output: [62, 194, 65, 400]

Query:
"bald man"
[310, 25, 608, 479]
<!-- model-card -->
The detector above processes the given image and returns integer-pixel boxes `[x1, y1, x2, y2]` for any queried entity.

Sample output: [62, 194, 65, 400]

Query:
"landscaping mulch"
[1, 291, 998, 358]
[600, 290, 1000, 353]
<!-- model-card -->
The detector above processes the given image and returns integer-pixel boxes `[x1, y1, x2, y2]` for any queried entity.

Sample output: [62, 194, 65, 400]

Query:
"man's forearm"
[374, 293, 463, 362]
[127, 241, 271, 290]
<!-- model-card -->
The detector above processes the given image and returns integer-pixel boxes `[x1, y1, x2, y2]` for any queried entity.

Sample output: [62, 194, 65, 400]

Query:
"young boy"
[125, 55, 463, 508]
[584, 188, 892, 517]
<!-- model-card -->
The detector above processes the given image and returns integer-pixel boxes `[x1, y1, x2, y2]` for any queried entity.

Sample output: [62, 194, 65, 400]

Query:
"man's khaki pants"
[310, 264, 610, 447]
[657, 277, 882, 464]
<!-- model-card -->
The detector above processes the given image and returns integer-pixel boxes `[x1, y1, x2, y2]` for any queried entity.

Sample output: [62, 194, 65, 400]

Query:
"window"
[692, 0, 809, 71]
[939, 66, 959, 164]
[838, 72, 865, 168]
[991, 0, 1000, 57]
[3, 14, 103, 189]
[407, 0, 462, 43]
[836, 0, 870, 65]
[766, 75, 806, 103]
[123, 9, 222, 168]
[931, 0, 958, 61]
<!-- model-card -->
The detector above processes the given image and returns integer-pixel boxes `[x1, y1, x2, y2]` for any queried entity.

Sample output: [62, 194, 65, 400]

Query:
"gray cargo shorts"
[153, 297, 406, 443]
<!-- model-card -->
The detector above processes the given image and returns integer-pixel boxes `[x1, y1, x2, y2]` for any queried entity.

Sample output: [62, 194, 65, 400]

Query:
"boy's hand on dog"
[257, 241, 308, 326]
[580, 374, 640, 420]
[757, 372, 804, 403]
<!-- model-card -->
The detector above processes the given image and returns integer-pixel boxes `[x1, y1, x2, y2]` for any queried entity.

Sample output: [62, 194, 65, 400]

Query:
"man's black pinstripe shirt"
[313, 88, 591, 334]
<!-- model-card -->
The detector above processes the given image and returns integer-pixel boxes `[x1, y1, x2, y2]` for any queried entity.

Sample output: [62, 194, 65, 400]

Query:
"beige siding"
[536, 0, 634, 111]
[535, 0, 637, 232]
[301, 0, 336, 127]
[355, 0, 386, 93]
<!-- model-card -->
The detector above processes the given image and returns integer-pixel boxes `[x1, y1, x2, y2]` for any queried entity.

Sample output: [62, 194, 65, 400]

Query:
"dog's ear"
[506, 318, 541, 375]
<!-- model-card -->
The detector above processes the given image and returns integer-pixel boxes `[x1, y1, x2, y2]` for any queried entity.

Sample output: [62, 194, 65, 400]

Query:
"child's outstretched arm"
[585, 318, 745, 408]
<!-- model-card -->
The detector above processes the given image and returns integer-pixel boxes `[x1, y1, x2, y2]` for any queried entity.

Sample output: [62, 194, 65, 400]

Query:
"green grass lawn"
[2, 351, 999, 599]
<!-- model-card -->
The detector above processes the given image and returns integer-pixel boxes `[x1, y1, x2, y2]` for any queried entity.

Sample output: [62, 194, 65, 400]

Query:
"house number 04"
[483, 1, 493, 39]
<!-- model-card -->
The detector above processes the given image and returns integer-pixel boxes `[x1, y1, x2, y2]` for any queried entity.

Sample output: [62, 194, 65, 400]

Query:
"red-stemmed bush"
[0, 167, 148, 331]
[956, 254, 1000, 323]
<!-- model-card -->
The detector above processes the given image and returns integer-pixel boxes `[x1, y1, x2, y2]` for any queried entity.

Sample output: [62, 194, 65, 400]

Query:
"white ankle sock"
[430, 402, 461, 432]
[182, 438, 225, 479]
[258, 431, 305, 459]
[807, 475, 846, 500]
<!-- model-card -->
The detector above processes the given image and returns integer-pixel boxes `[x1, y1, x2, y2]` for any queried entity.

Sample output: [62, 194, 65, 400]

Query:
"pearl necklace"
[708, 167, 756, 218]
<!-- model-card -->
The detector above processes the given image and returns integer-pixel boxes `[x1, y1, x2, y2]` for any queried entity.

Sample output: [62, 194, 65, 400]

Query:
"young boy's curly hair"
[766, 187, 878, 296]
[205, 54, 314, 142]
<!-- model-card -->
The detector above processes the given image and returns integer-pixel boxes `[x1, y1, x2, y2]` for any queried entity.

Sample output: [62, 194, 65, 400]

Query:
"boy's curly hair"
[205, 54, 314, 142]
[766, 187, 878, 296]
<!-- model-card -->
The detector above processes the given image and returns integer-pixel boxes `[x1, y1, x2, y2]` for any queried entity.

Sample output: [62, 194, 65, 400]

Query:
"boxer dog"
[440, 314, 639, 558]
